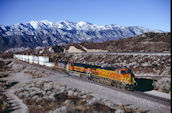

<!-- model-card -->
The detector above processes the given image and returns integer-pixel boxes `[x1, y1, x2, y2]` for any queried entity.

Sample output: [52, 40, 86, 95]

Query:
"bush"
[152, 77, 171, 93]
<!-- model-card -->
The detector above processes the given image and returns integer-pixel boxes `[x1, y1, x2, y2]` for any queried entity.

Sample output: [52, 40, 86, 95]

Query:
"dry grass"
[15, 79, 145, 113]
[0, 80, 18, 113]
[0, 60, 11, 72]
[0, 53, 13, 59]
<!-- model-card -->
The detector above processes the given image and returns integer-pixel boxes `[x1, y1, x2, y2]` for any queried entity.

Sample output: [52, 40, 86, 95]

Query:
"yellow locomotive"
[67, 63, 137, 90]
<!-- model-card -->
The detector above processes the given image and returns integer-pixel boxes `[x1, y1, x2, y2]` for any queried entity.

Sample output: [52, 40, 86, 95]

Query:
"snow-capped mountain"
[0, 20, 164, 52]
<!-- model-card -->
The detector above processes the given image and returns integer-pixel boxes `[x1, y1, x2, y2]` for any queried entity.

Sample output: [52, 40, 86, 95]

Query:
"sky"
[0, 0, 170, 31]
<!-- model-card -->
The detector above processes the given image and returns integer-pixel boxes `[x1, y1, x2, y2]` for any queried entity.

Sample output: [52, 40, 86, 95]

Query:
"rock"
[141, 62, 151, 67]
[42, 91, 46, 95]
[82, 95, 87, 99]
[30, 91, 37, 96]
[36, 97, 42, 103]
[17, 92, 23, 97]
[32, 95, 38, 100]
[81, 91, 86, 95]
[44, 83, 53, 91]
[43, 95, 49, 100]
[53, 84, 60, 90]
[117, 102, 123, 107]
[68, 90, 74, 96]
[49, 93, 55, 100]
[56, 106, 67, 113]
[115, 109, 125, 113]
[73, 91, 78, 96]
[87, 98, 97, 105]
[104, 100, 114, 108]
[24, 92, 30, 98]
[64, 100, 71, 105]
[59, 86, 66, 93]
[47, 91, 51, 95]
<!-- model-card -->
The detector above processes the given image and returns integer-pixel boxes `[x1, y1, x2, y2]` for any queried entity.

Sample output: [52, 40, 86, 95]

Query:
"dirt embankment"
[0, 60, 16, 113]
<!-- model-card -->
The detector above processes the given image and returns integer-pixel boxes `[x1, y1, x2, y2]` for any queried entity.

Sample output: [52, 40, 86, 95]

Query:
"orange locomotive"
[67, 63, 137, 90]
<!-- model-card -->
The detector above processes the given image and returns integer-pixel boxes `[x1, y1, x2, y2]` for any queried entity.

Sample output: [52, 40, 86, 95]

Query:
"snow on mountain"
[40, 20, 53, 27]
[30, 21, 39, 29]
[77, 21, 88, 26]
[76, 21, 98, 31]
[56, 20, 76, 30]
[0, 20, 164, 52]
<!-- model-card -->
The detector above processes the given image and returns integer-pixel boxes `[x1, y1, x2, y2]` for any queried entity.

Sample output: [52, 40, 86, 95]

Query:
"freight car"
[13, 54, 137, 90]
[67, 63, 137, 90]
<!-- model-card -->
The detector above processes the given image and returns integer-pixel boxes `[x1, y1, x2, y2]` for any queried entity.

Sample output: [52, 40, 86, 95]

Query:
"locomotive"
[66, 63, 137, 90]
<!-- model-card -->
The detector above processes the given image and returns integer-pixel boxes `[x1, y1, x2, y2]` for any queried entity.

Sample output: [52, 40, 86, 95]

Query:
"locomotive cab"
[119, 69, 137, 88]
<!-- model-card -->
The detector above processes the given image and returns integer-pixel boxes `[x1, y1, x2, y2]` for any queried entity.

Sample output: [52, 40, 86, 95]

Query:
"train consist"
[13, 54, 137, 90]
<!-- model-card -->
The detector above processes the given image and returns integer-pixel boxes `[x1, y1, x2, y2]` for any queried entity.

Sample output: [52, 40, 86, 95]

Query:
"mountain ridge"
[0, 20, 164, 52]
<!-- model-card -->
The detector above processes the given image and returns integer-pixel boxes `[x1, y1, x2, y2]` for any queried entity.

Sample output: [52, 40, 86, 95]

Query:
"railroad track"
[68, 72, 171, 106]
[15, 60, 171, 107]
[133, 91, 170, 106]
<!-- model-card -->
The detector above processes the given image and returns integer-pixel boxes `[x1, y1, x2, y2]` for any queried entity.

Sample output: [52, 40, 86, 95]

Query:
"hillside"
[66, 32, 170, 52]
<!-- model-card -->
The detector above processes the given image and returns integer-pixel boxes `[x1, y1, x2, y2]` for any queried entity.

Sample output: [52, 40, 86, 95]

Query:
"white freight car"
[38, 56, 49, 66]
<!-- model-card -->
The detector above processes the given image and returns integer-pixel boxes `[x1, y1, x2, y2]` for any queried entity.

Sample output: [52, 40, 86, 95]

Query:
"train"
[13, 54, 137, 90]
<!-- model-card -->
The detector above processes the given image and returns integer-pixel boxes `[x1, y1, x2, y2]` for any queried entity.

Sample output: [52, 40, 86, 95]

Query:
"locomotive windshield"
[121, 70, 127, 75]
[127, 69, 132, 74]
[121, 69, 132, 75]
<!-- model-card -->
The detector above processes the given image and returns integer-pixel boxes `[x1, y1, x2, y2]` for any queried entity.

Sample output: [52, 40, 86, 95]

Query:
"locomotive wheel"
[111, 80, 115, 86]
[111, 82, 114, 86]
[112, 81, 120, 88]
[124, 85, 134, 91]
[121, 84, 126, 89]
[116, 81, 121, 88]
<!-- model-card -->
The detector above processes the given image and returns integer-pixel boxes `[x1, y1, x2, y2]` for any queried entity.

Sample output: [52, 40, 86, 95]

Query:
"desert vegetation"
[15, 79, 144, 113]
[153, 78, 171, 93]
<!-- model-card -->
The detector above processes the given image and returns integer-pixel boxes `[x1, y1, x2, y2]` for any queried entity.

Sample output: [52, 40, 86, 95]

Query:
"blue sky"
[0, 0, 170, 31]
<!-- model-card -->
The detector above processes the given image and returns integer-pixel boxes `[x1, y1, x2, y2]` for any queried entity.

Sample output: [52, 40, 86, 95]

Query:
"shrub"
[152, 77, 171, 93]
